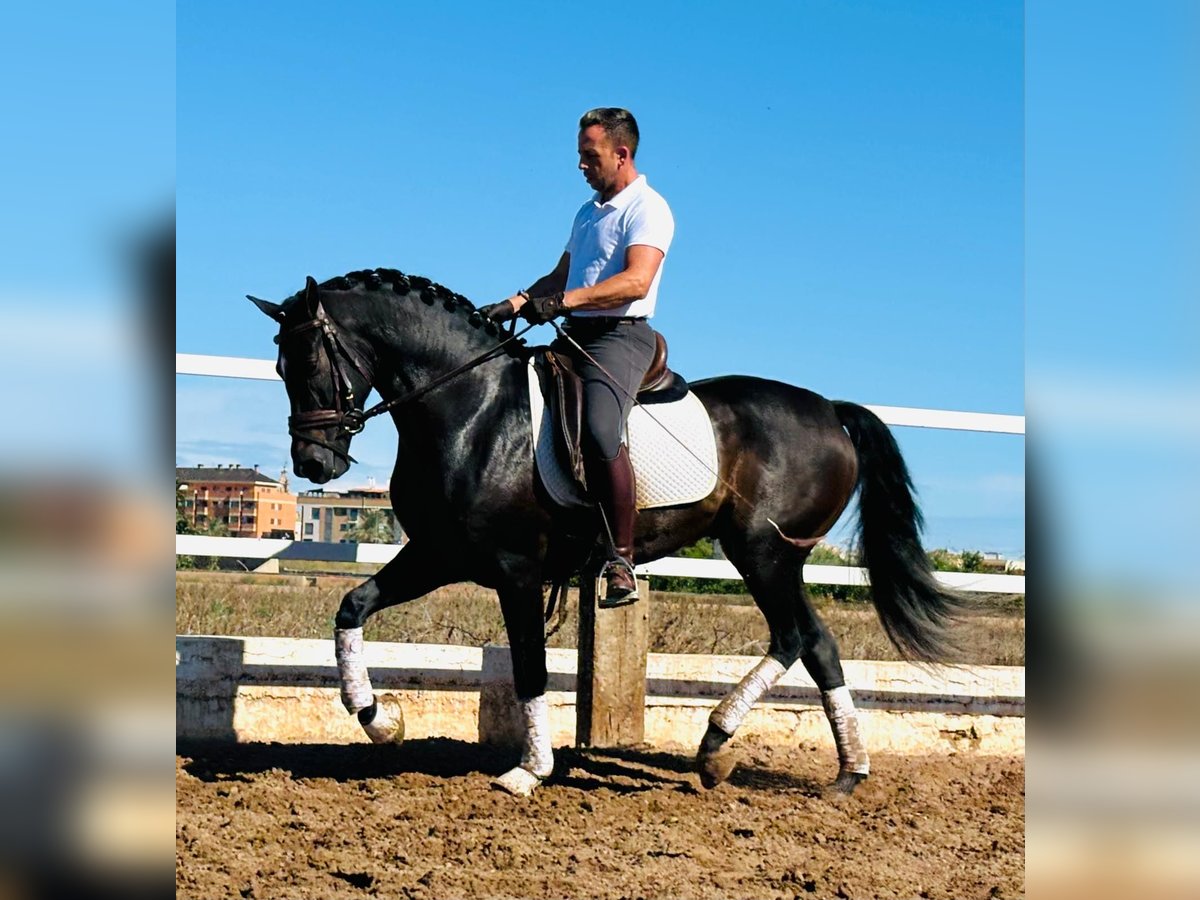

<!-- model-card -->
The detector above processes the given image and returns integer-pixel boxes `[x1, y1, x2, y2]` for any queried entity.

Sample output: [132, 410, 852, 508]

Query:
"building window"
[334, 507, 347, 516]
[311, 509, 320, 520]
[349, 509, 359, 521]
[304, 523, 313, 536]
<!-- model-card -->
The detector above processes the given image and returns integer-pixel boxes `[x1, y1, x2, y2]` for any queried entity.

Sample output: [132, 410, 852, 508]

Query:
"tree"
[176, 480, 194, 535]
[927, 549, 963, 572]
[961, 550, 983, 573]
[195, 517, 230, 570]
[807, 544, 846, 566]
[647, 538, 745, 595]
[352, 508, 397, 544]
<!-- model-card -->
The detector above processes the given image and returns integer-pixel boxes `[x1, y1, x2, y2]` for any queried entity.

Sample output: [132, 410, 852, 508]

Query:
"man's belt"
[564, 315, 648, 327]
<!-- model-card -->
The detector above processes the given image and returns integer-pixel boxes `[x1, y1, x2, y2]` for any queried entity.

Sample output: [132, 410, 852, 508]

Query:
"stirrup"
[597, 557, 639, 609]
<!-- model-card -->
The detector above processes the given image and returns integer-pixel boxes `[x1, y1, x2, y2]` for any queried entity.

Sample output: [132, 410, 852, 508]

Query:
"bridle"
[277, 300, 531, 465]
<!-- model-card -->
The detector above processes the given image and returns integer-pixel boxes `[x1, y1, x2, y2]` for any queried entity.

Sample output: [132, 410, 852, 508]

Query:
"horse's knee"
[334, 582, 378, 629]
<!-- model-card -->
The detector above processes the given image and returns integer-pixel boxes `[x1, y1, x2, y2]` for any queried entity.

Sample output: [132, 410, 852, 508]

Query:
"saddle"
[534, 329, 689, 489]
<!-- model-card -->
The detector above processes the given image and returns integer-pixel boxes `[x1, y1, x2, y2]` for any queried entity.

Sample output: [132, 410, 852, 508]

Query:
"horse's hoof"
[359, 695, 405, 744]
[492, 766, 542, 797]
[825, 770, 867, 796]
[696, 748, 738, 789]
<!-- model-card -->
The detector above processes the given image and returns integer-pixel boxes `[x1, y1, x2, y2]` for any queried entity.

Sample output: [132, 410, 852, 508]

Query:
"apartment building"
[297, 486, 404, 544]
[176, 465, 298, 539]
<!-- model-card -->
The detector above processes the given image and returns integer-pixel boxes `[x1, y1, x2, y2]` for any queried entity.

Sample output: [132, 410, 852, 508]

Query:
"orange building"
[176, 465, 298, 539]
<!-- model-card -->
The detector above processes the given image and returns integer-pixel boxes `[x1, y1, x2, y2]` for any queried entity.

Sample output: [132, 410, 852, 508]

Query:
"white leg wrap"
[517, 694, 554, 777]
[709, 657, 787, 735]
[822, 685, 870, 775]
[493, 695, 554, 797]
[335, 627, 374, 714]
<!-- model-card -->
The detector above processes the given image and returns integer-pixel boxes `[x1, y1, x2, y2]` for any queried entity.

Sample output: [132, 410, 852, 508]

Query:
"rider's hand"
[476, 299, 518, 323]
[519, 292, 565, 325]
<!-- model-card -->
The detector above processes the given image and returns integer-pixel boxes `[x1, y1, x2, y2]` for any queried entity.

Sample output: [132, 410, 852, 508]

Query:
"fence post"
[575, 576, 649, 747]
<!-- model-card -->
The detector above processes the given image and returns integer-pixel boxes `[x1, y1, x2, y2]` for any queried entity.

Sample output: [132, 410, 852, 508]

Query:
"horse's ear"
[247, 295, 285, 322]
[304, 275, 320, 317]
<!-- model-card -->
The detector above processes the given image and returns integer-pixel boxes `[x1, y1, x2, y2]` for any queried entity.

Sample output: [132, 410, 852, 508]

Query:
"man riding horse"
[254, 109, 963, 796]
[478, 107, 673, 606]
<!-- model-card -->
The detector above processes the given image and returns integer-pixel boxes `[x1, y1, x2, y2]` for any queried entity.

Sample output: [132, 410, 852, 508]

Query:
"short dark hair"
[579, 107, 640, 159]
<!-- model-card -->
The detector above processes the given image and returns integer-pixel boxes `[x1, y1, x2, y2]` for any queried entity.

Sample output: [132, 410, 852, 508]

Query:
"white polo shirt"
[564, 174, 674, 319]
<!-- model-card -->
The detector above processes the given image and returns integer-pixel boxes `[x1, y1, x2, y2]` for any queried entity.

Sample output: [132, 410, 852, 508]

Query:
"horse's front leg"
[490, 576, 553, 797]
[333, 539, 455, 743]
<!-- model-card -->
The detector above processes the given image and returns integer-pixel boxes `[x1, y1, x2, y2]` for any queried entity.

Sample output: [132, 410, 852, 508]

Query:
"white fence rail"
[176, 353, 1026, 434]
[176, 353, 1026, 594]
[175, 534, 1026, 594]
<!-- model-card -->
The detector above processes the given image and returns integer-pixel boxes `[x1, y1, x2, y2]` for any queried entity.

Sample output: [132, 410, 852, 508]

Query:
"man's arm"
[498, 253, 570, 312]
[558, 244, 664, 312]
[486, 244, 662, 321]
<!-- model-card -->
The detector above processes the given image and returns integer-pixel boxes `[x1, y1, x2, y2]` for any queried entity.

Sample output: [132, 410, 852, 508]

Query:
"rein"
[280, 303, 532, 464]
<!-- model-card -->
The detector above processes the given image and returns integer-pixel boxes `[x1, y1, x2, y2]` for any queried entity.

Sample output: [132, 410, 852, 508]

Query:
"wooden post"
[575, 576, 650, 747]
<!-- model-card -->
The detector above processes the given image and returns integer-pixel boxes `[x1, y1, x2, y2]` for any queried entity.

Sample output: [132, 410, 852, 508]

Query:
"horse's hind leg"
[696, 536, 869, 794]
[793, 592, 871, 795]
[333, 540, 455, 743]
[694, 538, 802, 788]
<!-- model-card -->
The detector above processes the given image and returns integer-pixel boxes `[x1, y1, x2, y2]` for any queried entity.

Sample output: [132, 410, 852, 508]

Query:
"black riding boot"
[587, 444, 639, 607]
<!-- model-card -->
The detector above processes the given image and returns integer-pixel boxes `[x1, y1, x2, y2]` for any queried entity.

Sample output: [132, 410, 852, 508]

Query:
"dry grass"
[176, 571, 1024, 666]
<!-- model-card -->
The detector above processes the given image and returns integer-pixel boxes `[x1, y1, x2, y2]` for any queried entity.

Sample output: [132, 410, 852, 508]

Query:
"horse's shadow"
[179, 737, 502, 783]
[180, 739, 823, 795]
[560, 745, 824, 795]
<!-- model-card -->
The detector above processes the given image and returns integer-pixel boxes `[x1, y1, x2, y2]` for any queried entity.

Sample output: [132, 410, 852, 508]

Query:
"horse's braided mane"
[313, 267, 520, 346]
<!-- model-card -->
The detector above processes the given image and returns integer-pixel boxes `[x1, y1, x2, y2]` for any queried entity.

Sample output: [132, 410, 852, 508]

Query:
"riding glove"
[520, 292, 565, 325]
[477, 299, 518, 323]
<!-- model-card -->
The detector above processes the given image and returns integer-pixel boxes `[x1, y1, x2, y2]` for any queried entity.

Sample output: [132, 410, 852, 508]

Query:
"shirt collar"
[592, 174, 647, 211]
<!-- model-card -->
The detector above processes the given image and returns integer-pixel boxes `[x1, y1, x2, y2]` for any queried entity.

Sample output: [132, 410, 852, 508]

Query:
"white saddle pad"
[527, 360, 719, 510]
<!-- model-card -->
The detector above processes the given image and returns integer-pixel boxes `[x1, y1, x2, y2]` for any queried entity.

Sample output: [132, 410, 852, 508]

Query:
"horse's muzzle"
[297, 456, 331, 484]
[292, 438, 348, 484]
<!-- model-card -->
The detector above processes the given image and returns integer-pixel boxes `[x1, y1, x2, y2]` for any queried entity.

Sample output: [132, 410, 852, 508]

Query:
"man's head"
[577, 107, 640, 201]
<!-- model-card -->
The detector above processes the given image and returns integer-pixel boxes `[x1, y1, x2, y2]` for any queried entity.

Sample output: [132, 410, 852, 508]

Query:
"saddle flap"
[538, 350, 586, 484]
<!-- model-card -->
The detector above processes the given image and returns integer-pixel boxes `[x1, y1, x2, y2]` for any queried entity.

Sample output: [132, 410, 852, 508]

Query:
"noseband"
[279, 302, 531, 466]
[277, 303, 374, 464]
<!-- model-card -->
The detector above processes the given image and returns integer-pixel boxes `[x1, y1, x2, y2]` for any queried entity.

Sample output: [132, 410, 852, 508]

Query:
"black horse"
[251, 268, 963, 796]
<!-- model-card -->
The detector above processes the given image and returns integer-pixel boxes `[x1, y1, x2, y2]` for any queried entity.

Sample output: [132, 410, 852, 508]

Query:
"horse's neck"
[374, 330, 526, 457]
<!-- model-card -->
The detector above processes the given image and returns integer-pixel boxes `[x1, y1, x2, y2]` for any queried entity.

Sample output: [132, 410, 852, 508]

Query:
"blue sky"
[177, 1, 1025, 557]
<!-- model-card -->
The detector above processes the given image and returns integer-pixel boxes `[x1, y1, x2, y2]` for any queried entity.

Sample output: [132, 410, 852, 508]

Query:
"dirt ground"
[177, 739, 1024, 900]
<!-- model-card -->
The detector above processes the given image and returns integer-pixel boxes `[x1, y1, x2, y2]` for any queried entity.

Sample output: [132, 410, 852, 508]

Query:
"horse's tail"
[833, 401, 965, 663]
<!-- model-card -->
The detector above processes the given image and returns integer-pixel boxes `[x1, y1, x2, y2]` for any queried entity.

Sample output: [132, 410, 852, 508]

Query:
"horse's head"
[250, 276, 372, 484]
